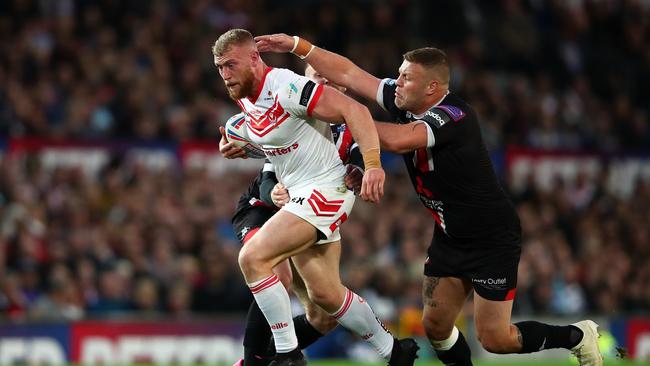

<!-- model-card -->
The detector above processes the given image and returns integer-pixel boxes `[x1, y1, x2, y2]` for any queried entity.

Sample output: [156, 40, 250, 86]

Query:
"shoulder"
[376, 78, 397, 110]
[421, 94, 472, 128]
[276, 72, 321, 109]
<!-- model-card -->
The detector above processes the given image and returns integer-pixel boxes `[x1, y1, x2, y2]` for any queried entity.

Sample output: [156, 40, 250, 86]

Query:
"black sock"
[515, 321, 584, 353]
[243, 301, 273, 366]
[434, 331, 473, 366]
[293, 314, 324, 349]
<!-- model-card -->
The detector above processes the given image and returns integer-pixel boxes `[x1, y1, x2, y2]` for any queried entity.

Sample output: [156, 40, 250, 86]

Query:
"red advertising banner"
[627, 318, 650, 360]
[70, 320, 244, 365]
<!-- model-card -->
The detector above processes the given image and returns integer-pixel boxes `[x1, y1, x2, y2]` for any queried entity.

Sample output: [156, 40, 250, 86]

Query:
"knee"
[422, 313, 455, 341]
[238, 241, 267, 276]
[306, 304, 337, 334]
[477, 329, 511, 354]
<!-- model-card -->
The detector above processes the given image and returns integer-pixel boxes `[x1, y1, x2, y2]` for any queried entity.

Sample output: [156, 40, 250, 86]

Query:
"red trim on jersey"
[308, 200, 336, 217]
[505, 288, 517, 301]
[248, 66, 273, 104]
[306, 84, 324, 117]
[337, 128, 353, 162]
[333, 289, 353, 319]
[312, 189, 344, 204]
[249, 275, 279, 294]
[415, 148, 430, 172]
[308, 190, 344, 217]
[428, 209, 443, 227]
[242, 227, 260, 244]
[236, 100, 245, 112]
[329, 212, 348, 232]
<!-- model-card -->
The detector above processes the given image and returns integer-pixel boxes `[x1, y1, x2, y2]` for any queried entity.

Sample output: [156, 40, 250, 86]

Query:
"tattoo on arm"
[422, 276, 440, 307]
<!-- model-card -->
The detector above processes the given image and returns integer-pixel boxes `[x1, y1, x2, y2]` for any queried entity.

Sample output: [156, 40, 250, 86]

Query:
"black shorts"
[232, 206, 275, 245]
[424, 229, 522, 301]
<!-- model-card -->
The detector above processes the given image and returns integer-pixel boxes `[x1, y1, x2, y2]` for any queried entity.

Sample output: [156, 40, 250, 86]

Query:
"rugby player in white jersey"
[213, 29, 418, 366]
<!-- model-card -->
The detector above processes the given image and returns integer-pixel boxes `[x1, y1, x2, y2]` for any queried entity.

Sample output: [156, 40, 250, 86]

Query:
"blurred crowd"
[1, 0, 649, 322]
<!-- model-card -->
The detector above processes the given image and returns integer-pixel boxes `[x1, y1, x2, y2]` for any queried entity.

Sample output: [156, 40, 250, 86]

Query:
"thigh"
[244, 210, 318, 267]
[291, 242, 343, 295]
[473, 292, 514, 337]
[422, 276, 473, 329]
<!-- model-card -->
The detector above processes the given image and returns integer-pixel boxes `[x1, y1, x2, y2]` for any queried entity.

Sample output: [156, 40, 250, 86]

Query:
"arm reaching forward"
[309, 86, 385, 203]
[255, 34, 381, 105]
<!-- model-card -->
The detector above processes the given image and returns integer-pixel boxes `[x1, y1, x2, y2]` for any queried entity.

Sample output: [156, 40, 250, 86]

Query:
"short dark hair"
[403, 47, 448, 67]
[212, 29, 254, 56]
[403, 47, 450, 84]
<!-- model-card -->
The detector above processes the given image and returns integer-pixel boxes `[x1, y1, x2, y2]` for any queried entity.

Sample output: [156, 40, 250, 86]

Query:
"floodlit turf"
[301, 360, 649, 366]
[208, 360, 648, 366]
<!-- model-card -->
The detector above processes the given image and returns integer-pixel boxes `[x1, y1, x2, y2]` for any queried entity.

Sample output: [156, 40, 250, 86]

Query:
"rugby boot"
[570, 320, 603, 366]
[388, 338, 419, 366]
[267, 348, 306, 366]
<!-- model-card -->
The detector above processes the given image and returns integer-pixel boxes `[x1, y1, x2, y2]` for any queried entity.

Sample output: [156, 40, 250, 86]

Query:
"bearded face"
[225, 66, 255, 100]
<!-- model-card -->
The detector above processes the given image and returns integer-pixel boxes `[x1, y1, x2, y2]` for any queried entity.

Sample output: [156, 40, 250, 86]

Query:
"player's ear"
[426, 79, 438, 96]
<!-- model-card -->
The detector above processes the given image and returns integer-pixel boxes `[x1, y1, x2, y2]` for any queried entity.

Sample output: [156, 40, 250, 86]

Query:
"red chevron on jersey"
[245, 97, 291, 138]
[308, 189, 344, 217]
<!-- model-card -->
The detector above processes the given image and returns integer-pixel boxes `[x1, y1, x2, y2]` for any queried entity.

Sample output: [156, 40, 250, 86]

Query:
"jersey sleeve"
[259, 159, 278, 206]
[277, 74, 324, 119]
[417, 104, 467, 148]
[375, 78, 404, 122]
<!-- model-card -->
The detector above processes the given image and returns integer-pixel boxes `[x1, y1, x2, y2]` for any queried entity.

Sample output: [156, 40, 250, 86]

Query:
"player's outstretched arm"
[255, 33, 380, 103]
[375, 121, 429, 154]
[311, 87, 384, 203]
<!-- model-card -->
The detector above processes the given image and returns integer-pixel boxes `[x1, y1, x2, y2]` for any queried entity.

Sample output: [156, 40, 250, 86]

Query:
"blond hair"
[212, 29, 254, 56]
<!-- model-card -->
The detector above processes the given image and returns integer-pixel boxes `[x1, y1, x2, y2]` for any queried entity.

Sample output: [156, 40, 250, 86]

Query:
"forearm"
[305, 47, 356, 89]
[343, 105, 381, 168]
[259, 171, 278, 206]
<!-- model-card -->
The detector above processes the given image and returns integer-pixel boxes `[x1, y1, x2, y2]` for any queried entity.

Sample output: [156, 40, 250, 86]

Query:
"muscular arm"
[312, 86, 380, 158]
[255, 34, 381, 103]
[310, 86, 384, 202]
[376, 121, 429, 154]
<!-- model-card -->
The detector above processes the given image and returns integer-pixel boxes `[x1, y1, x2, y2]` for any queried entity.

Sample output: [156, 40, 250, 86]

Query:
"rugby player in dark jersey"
[254, 34, 603, 366]
[223, 66, 367, 366]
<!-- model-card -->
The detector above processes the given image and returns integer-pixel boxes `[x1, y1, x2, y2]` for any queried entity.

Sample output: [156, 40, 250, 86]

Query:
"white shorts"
[283, 184, 355, 244]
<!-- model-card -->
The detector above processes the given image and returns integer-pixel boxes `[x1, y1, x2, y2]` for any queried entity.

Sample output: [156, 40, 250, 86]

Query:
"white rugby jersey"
[236, 67, 346, 189]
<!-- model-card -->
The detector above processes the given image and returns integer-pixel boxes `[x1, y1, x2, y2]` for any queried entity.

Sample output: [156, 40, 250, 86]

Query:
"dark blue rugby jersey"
[377, 78, 520, 241]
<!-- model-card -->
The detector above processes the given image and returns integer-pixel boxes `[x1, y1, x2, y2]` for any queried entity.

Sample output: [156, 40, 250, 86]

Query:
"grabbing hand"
[271, 183, 290, 208]
[219, 126, 247, 159]
[254, 34, 295, 53]
[344, 164, 364, 195]
[360, 168, 385, 203]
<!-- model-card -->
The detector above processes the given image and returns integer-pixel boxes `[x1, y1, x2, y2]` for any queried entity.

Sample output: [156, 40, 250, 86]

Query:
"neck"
[412, 88, 449, 115]
[248, 62, 268, 98]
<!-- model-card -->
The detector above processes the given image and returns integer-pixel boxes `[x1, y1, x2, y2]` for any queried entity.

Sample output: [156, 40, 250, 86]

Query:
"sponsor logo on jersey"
[425, 110, 448, 127]
[299, 80, 316, 107]
[436, 105, 466, 121]
[264, 143, 300, 157]
[291, 197, 305, 205]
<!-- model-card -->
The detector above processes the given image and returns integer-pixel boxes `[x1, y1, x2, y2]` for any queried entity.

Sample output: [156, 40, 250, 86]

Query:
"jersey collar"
[408, 90, 450, 120]
[248, 66, 273, 104]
